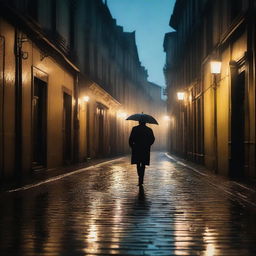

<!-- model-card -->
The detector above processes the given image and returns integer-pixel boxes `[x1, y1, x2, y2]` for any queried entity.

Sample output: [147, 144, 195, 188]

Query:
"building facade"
[0, 0, 162, 181]
[66, 0, 156, 160]
[164, 0, 256, 180]
[147, 82, 169, 151]
[0, 0, 79, 179]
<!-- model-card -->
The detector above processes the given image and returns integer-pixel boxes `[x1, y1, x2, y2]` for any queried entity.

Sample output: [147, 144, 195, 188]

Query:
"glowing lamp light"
[163, 115, 171, 121]
[210, 61, 221, 74]
[83, 96, 90, 102]
[117, 112, 128, 119]
[177, 92, 185, 101]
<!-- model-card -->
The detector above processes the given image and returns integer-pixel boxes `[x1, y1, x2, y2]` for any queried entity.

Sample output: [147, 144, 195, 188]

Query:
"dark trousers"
[136, 163, 145, 185]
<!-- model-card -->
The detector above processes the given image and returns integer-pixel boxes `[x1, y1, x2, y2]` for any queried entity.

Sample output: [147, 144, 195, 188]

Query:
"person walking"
[129, 121, 155, 186]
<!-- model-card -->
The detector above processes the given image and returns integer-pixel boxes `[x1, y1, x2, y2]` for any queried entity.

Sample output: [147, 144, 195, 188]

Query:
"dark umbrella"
[126, 113, 159, 125]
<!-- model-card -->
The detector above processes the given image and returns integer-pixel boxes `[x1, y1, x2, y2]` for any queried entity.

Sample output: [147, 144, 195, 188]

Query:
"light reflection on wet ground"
[0, 152, 256, 255]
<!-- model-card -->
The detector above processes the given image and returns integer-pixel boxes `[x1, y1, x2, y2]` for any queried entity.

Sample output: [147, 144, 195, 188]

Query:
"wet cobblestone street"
[0, 152, 256, 256]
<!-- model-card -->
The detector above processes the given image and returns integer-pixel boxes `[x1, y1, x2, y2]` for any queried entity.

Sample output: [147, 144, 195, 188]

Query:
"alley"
[1, 152, 256, 256]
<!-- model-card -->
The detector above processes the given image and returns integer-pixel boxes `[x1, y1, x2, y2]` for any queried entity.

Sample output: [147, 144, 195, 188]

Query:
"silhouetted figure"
[129, 121, 155, 186]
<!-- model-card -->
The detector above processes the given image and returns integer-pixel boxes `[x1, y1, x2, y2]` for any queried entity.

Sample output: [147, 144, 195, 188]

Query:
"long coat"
[129, 124, 155, 165]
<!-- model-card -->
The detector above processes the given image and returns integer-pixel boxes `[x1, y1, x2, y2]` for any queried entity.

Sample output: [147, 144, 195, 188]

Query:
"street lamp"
[176, 91, 187, 157]
[163, 115, 171, 121]
[83, 96, 90, 102]
[177, 92, 185, 101]
[210, 60, 221, 173]
[117, 111, 128, 119]
[210, 61, 221, 74]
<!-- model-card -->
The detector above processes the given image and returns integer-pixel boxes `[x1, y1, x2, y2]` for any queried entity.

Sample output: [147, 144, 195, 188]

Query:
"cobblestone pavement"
[0, 152, 256, 256]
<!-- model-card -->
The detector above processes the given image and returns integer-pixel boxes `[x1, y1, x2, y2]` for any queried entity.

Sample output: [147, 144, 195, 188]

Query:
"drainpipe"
[14, 29, 23, 178]
[73, 73, 80, 163]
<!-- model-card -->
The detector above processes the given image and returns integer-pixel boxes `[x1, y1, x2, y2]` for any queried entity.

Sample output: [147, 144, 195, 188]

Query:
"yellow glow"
[84, 200, 100, 254]
[203, 227, 217, 256]
[5, 71, 15, 83]
[87, 224, 98, 242]
[163, 115, 171, 121]
[210, 61, 221, 74]
[174, 220, 193, 254]
[177, 92, 185, 100]
[83, 96, 90, 102]
[117, 112, 128, 119]
[205, 244, 215, 256]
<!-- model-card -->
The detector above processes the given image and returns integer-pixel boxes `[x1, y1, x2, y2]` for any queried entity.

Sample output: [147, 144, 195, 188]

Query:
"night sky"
[107, 0, 176, 87]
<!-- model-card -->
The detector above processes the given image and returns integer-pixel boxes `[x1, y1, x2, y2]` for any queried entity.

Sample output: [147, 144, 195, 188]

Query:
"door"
[0, 37, 4, 176]
[32, 77, 47, 169]
[98, 107, 104, 156]
[63, 92, 72, 164]
[230, 71, 245, 178]
[96, 103, 107, 156]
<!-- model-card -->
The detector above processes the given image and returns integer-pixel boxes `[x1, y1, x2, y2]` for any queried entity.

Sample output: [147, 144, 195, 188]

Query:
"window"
[37, 0, 52, 30]
[56, 0, 70, 45]
[27, 0, 38, 21]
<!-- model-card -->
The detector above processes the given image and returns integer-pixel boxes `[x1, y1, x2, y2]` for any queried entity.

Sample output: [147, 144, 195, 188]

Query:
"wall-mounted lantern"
[163, 115, 171, 121]
[210, 60, 221, 172]
[117, 112, 128, 119]
[177, 92, 185, 101]
[83, 96, 90, 102]
[210, 61, 222, 74]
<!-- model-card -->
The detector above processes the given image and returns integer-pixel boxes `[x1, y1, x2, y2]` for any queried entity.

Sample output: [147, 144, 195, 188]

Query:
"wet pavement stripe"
[6, 157, 126, 193]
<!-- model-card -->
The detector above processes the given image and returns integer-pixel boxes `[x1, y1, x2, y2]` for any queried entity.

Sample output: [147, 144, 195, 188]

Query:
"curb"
[2, 156, 126, 193]
[165, 153, 256, 208]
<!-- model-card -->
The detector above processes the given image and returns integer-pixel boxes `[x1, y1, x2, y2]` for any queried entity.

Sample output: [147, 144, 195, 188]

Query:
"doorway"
[32, 77, 47, 169]
[63, 92, 72, 164]
[96, 103, 107, 156]
[230, 71, 245, 178]
[0, 37, 4, 175]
